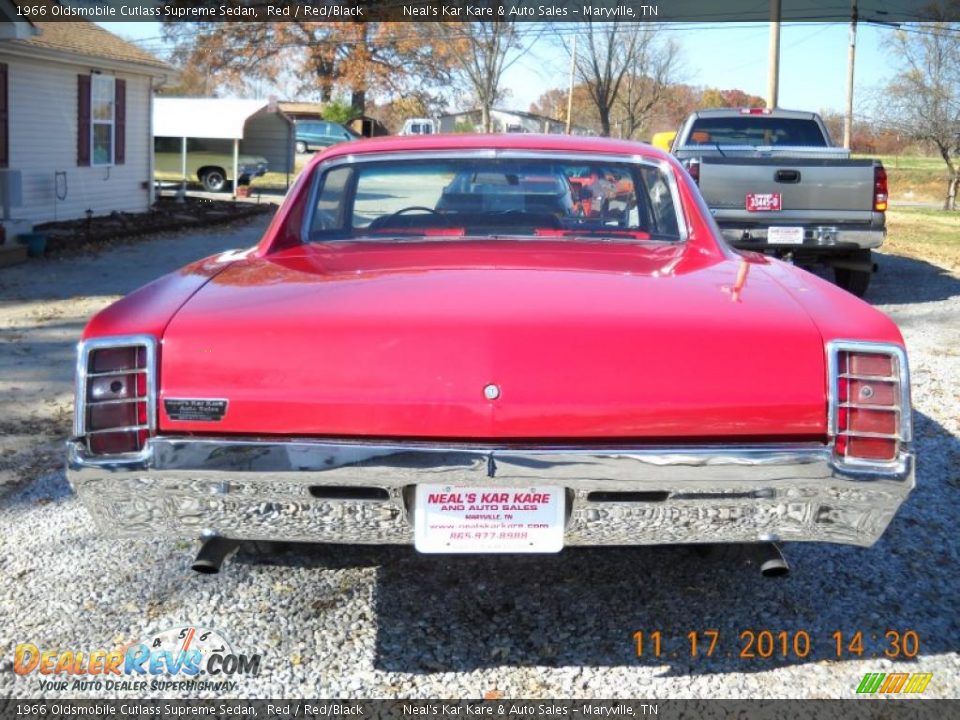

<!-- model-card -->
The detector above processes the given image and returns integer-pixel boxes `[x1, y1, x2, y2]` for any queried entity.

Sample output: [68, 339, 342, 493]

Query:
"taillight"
[829, 342, 910, 465]
[740, 108, 772, 115]
[75, 336, 155, 456]
[873, 165, 888, 212]
[684, 159, 700, 185]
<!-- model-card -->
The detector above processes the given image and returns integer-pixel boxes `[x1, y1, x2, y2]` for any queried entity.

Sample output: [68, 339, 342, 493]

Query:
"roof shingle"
[6, 10, 171, 72]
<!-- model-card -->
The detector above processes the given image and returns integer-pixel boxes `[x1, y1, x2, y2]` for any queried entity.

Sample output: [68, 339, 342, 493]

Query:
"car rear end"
[65, 136, 914, 565]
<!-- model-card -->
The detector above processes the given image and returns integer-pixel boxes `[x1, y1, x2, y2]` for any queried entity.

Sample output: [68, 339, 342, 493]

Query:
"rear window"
[307, 156, 684, 243]
[686, 117, 828, 147]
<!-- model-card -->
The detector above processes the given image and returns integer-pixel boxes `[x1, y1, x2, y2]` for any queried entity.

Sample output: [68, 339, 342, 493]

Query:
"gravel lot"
[0, 221, 957, 699]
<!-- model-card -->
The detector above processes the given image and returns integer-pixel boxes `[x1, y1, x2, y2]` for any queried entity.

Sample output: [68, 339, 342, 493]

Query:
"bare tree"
[616, 31, 681, 139]
[431, 19, 538, 132]
[882, 21, 960, 209]
[567, 22, 644, 136]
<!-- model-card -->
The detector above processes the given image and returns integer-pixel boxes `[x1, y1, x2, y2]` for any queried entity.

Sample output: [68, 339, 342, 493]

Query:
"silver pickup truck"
[672, 108, 887, 296]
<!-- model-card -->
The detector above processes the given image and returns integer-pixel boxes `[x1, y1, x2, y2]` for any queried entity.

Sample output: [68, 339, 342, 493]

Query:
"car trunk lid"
[157, 240, 827, 439]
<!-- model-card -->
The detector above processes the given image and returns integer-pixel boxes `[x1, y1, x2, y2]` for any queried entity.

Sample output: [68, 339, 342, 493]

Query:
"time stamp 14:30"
[633, 630, 922, 660]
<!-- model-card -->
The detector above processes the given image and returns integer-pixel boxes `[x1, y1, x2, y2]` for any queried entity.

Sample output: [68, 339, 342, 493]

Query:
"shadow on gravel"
[240, 408, 958, 677]
[869, 252, 960, 305]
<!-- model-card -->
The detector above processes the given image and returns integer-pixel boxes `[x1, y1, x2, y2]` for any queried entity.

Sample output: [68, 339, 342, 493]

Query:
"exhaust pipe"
[191, 536, 239, 575]
[757, 542, 790, 578]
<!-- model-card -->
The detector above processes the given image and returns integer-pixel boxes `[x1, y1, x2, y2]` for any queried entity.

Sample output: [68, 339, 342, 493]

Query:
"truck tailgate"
[698, 157, 877, 223]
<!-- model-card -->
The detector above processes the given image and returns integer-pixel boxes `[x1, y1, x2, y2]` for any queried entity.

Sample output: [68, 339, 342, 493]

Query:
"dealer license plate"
[746, 193, 782, 212]
[767, 226, 805, 245]
[414, 485, 565, 553]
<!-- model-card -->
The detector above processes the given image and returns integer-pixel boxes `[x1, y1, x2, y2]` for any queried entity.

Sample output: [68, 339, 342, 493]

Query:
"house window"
[91, 75, 115, 165]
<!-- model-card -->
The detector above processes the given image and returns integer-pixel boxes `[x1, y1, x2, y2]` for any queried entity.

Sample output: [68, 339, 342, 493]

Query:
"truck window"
[687, 117, 828, 147]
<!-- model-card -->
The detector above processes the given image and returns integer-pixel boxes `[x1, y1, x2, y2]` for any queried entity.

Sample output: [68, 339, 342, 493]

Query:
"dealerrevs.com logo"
[14, 625, 262, 692]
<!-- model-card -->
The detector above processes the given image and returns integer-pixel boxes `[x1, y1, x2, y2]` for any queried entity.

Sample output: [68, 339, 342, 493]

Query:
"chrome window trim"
[300, 149, 689, 244]
[74, 334, 157, 461]
[826, 340, 912, 470]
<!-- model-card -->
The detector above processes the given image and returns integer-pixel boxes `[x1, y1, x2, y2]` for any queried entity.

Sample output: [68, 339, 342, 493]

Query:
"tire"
[199, 168, 227, 193]
[834, 250, 873, 297]
[295, 141, 308, 154]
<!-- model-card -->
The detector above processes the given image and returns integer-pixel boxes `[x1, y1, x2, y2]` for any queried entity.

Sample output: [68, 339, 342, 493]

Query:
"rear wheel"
[199, 168, 227, 193]
[295, 140, 308, 154]
[833, 250, 873, 297]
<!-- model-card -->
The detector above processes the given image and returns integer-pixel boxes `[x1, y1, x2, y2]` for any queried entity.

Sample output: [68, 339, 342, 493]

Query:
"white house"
[0, 7, 173, 229]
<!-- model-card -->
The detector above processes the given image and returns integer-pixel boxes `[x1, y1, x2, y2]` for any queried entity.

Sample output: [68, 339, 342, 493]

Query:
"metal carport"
[153, 98, 295, 196]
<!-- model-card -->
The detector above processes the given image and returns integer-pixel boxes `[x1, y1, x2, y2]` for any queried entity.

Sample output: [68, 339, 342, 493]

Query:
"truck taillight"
[828, 342, 910, 465]
[683, 159, 700, 185]
[874, 165, 888, 212]
[740, 108, 772, 115]
[75, 336, 156, 456]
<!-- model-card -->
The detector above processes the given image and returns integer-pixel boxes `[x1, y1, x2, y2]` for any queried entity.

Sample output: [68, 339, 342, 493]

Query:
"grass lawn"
[250, 157, 310, 191]
[885, 207, 960, 272]
[855, 154, 952, 205]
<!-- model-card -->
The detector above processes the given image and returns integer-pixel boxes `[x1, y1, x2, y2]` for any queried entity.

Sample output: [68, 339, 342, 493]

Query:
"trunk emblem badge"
[483, 384, 501, 401]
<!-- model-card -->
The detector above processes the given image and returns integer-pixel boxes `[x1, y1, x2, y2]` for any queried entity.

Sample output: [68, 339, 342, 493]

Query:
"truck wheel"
[199, 168, 227, 193]
[834, 251, 872, 297]
[295, 140, 308, 154]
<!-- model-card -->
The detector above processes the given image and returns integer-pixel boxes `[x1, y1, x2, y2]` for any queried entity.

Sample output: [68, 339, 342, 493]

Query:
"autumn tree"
[882, 21, 960, 209]
[161, 16, 450, 115]
[529, 85, 595, 132]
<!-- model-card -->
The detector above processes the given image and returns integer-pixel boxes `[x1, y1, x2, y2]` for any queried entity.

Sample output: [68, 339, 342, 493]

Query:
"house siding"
[0, 53, 152, 223]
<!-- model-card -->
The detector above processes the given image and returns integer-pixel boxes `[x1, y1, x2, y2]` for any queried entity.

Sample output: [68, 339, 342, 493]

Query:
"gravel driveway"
[0, 225, 957, 699]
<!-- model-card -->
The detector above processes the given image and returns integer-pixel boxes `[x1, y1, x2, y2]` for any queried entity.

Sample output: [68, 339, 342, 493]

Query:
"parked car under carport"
[153, 137, 268, 192]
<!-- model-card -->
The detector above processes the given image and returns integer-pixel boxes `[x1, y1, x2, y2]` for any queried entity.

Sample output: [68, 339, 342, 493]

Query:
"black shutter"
[77, 74, 91, 166]
[0, 64, 8, 169]
[114, 78, 125, 165]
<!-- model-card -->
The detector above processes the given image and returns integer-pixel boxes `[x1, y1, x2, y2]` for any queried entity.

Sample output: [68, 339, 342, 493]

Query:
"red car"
[68, 134, 913, 575]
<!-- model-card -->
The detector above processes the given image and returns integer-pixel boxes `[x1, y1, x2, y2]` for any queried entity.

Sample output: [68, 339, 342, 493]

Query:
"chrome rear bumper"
[66, 437, 914, 548]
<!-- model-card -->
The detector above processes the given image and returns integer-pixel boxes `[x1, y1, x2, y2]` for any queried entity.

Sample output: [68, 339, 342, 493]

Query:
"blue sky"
[99, 21, 894, 117]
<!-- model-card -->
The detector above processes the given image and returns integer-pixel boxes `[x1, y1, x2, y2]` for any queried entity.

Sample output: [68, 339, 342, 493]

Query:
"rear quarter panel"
[760, 259, 905, 346]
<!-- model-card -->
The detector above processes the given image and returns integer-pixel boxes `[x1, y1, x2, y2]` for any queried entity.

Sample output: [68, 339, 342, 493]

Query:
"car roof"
[310, 133, 671, 164]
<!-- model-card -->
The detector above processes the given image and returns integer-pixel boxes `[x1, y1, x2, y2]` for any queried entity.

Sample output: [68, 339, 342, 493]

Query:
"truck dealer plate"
[414, 485, 564, 553]
[746, 192, 782, 212]
[768, 226, 805, 245]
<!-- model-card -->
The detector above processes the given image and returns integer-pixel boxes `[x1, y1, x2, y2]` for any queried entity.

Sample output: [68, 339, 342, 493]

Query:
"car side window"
[637, 166, 679, 237]
[310, 165, 352, 235]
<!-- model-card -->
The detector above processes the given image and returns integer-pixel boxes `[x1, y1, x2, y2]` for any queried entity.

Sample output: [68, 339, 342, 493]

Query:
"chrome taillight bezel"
[826, 340, 911, 469]
[74, 335, 157, 458]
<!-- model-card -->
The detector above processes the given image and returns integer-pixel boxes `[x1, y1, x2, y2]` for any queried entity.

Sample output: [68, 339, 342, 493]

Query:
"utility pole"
[566, 33, 577, 134]
[767, 0, 781, 109]
[843, 0, 858, 149]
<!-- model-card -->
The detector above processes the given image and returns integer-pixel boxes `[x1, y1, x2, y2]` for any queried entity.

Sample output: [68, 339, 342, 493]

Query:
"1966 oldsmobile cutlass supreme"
[67, 134, 913, 575]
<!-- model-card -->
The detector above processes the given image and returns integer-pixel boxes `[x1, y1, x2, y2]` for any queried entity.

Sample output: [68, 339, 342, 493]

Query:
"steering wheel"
[370, 206, 441, 229]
